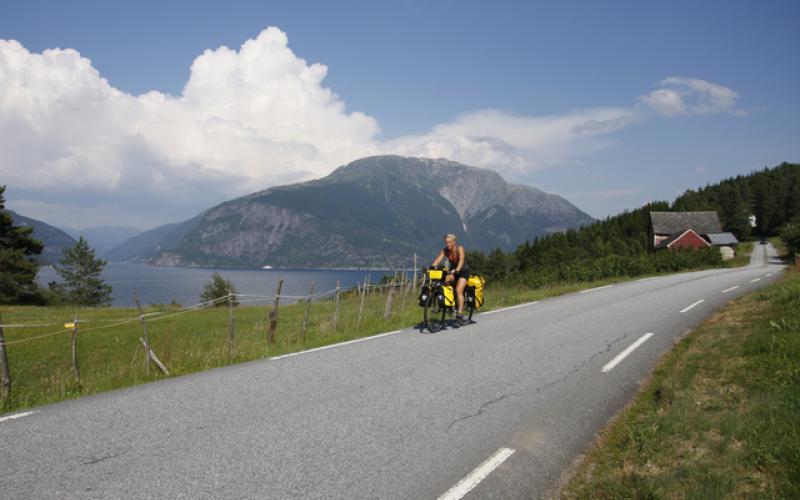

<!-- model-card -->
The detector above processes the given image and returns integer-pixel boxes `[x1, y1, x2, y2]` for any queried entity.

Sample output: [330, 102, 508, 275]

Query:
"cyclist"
[431, 233, 471, 325]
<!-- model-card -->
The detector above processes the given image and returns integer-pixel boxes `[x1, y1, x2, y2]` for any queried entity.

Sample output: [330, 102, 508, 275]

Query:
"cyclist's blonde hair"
[443, 233, 457, 242]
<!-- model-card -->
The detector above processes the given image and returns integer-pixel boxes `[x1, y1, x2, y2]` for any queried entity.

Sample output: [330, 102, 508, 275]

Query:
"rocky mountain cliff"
[107, 156, 593, 268]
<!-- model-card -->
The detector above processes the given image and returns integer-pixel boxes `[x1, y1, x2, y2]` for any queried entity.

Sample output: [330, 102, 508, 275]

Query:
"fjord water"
[37, 262, 385, 307]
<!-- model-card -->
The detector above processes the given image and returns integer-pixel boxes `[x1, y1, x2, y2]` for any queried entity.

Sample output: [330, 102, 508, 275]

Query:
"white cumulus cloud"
[640, 77, 745, 116]
[0, 29, 745, 228]
[387, 108, 638, 176]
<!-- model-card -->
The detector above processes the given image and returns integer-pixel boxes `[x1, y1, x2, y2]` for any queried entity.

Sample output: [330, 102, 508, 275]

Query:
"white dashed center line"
[680, 299, 704, 313]
[722, 286, 740, 293]
[602, 333, 654, 373]
[750, 278, 761, 283]
[438, 447, 515, 500]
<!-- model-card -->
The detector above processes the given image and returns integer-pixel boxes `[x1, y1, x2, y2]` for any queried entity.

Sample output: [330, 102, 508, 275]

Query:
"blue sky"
[1, 0, 798, 229]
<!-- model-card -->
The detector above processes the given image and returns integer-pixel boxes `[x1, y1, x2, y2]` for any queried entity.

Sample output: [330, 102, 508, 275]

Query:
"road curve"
[1, 244, 785, 499]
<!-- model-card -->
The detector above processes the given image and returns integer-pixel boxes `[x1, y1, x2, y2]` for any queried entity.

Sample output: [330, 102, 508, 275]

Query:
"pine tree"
[54, 237, 112, 306]
[0, 186, 44, 304]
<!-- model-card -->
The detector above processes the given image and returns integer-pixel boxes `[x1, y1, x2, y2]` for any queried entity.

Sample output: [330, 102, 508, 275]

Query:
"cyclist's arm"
[432, 250, 444, 267]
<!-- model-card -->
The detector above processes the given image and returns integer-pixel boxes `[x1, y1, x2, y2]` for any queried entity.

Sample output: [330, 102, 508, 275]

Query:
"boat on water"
[262, 265, 273, 270]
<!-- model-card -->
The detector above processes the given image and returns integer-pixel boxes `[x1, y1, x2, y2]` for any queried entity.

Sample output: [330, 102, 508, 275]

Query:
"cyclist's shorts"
[455, 266, 471, 281]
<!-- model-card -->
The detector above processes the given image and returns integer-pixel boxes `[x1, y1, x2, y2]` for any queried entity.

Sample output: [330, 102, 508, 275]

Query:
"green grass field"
[562, 262, 799, 498]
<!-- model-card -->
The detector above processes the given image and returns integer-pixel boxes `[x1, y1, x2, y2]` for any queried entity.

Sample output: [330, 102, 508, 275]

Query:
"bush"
[779, 221, 800, 260]
[200, 273, 238, 306]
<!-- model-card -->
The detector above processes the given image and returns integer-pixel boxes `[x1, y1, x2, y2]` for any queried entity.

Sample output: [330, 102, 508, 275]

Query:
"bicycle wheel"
[464, 287, 475, 323]
[424, 292, 447, 332]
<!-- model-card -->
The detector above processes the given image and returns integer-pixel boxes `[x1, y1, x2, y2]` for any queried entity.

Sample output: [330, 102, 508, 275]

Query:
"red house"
[650, 211, 723, 249]
[656, 228, 711, 251]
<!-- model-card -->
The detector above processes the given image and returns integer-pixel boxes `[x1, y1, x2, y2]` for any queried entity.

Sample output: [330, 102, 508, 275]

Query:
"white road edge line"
[750, 278, 761, 283]
[0, 411, 35, 423]
[270, 330, 404, 361]
[438, 447, 516, 500]
[602, 333, 654, 373]
[680, 299, 705, 313]
[480, 302, 539, 316]
[636, 277, 656, 282]
[721, 285, 740, 293]
[580, 284, 613, 294]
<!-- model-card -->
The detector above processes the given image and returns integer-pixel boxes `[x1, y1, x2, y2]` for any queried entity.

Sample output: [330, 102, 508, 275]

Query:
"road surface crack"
[81, 446, 131, 465]
[528, 331, 632, 394]
[447, 393, 515, 432]
[445, 333, 631, 432]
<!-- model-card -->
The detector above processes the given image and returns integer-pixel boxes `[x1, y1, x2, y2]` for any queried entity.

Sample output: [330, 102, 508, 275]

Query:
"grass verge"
[562, 263, 800, 499]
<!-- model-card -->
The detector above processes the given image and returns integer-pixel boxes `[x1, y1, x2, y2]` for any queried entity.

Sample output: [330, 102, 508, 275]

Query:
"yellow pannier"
[428, 268, 444, 281]
[467, 275, 485, 308]
[442, 285, 455, 307]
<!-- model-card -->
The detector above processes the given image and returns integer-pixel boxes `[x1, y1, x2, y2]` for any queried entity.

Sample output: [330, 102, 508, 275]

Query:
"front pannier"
[418, 284, 431, 307]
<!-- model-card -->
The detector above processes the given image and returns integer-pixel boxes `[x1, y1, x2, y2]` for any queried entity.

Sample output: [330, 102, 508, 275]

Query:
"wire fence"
[0, 272, 427, 406]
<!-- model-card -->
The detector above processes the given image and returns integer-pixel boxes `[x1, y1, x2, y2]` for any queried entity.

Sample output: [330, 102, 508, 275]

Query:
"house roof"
[650, 211, 723, 235]
[706, 232, 739, 246]
[655, 228, 710, 249]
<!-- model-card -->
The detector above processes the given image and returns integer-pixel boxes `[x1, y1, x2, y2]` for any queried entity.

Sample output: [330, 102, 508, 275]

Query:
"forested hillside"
[468, 162, 800, 285]
[673, 162, 800, 238]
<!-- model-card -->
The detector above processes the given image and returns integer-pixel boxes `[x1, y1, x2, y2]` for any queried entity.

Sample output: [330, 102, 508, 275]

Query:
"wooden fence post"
[138, 339, 170, 376]
[383, 279, 395, 320]
[357, 276, 367, 326]
[267, 280, 283, 344]
[227, 288, 235, 356]
[412, 253, 419, 295]
[133, 292, 150, 376]
[71, 315, 80, 383]
[301, 282, 315, 341]
[400, 274, 408, 317]
[332, 280, 341, 330]
[0, 314, 11, 400]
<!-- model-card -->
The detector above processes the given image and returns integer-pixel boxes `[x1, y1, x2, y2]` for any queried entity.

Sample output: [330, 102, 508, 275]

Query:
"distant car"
[760, 240, 768, 245]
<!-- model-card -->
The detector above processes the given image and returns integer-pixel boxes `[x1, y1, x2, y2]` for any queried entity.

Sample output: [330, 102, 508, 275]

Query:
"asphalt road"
[1, 244, 786, 499]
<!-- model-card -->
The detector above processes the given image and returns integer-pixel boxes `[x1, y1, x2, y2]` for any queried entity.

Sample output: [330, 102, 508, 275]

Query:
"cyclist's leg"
[456, 276, 467, 315]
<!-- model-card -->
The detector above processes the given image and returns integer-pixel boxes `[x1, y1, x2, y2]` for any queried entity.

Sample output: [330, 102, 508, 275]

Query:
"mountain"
[103, 216, 205, 262]
[106, 156, 594, 268]
[8, 210, 78, 265]
[60, 225, 142, 256]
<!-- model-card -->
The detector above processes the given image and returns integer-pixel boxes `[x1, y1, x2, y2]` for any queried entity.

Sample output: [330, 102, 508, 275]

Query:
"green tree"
[0, 185, 44, 304]
[200, 272, 238, 306]
[54, 237, 112, 306]
[779, 219, 800, 260]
